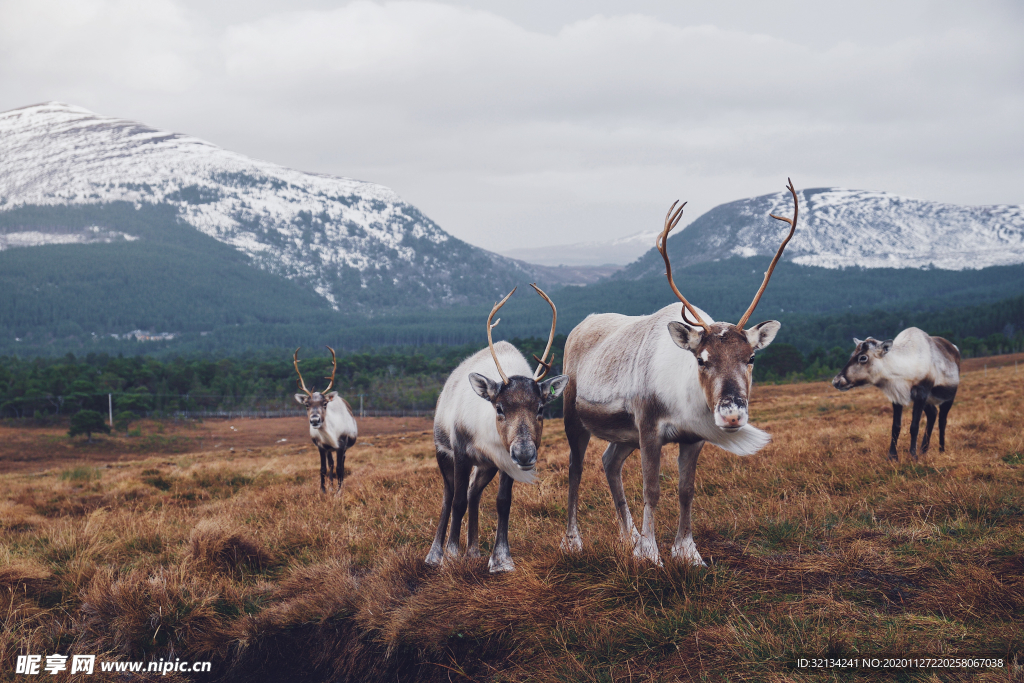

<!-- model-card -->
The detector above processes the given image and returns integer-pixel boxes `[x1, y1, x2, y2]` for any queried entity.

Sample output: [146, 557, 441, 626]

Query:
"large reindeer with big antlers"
[426, 284, 568, 573]
[560, 180, 800, 566]
[294, 347, 358, 494]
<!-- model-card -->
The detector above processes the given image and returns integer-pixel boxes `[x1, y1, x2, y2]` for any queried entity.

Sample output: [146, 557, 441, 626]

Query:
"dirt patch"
[0, 416, 433, 474]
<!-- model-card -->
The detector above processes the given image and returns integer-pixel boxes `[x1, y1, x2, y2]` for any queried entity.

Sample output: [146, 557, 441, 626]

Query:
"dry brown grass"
[1, 365, 1022, 681]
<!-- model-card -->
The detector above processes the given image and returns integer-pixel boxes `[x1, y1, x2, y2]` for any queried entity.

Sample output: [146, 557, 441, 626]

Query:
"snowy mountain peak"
[621, 186, 1024, 278]
[0, 102, 535, 310]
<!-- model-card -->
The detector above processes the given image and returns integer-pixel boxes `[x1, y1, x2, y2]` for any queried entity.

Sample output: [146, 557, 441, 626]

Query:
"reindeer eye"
[858, 355, 868, 364]
[748, 355, 755, 364]
[696, 357, 705, 367]
[495, 405, 505, 418]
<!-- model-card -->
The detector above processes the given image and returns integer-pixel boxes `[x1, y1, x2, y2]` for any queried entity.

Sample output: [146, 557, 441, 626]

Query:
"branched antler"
[657, 200, 710, 332]
[322, 346, 337, 394]
[530, 283, 557, 380]
[736, 178, 799, 331]
[294, 348, 312, 395]
[487, 287, 517, 384]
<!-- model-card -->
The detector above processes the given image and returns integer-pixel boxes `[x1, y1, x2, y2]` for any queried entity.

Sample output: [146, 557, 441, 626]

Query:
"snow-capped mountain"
[0, 102, 537, 310]
[620, 187, 1024, 279]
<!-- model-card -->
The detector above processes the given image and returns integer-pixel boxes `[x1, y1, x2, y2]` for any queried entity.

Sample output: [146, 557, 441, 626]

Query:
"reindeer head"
[468, 285, 568, 471]
[832, 337, 892, 391]
[667, 320, 779, 430]
[293, 346, 338, 429]
[658, 180, 797, 431]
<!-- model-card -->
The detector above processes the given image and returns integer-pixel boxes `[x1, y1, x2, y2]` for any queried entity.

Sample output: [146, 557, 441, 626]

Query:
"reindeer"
[560, 180, 800, 566]
[426, 284, 568, 573]
[832, 329, 960, 461]
[294, 346, 358, 494]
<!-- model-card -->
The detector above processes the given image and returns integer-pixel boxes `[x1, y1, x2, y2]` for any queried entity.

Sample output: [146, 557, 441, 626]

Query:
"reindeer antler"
[735, 178, 799, 331]
[530, 283, 557, 381]
[322, 345, 337, 394]
[487, 287, 517, 384]
[293, 348, 312, 396]
[657, 200, 711, 333]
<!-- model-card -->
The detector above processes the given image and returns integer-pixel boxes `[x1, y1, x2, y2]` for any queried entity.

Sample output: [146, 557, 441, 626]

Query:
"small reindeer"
[560, 180, 799, 566]
[294, 347, 358, 494]
[426, 284, 568, 573]
[832, 329, 960, 461]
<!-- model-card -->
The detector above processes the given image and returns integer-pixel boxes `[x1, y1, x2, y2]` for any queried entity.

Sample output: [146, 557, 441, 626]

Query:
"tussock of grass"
[1, 367, 1022, 680]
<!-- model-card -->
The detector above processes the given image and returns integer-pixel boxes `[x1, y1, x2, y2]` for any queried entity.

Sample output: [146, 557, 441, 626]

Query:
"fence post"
[108, 394, 113, 428]
[359, 394, 364, 418]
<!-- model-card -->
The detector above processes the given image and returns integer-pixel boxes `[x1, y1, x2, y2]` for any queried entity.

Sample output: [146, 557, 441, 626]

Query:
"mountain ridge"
[0, 101, 547, 310]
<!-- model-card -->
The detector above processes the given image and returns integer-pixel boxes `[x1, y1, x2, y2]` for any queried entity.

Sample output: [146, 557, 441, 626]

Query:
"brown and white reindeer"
[560, 180, 800, 566]
[832, 329, 960, 461]
[426, 284, 568, 573]
[294, 347, 358, 494]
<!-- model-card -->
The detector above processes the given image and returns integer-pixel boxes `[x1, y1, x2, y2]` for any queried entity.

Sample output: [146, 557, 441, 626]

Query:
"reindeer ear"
[853, 337, 863, 347]
[745, 320, 781, 351]
[324, 391, 338, 401]
[294, 394, 309, 406]
[468, 373, 501, 402]
[880, 340, 893, 355]
[667, 322, 703, 352]
[539, 375, 568, 404]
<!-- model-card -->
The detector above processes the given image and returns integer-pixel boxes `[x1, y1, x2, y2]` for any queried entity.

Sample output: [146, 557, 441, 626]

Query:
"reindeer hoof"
[671, 541, 706, 567]
[559, 533, 583, 553]
[633, 537, 662, 566]
[424, 551, 443, 567]
[488, 554, 515, 573]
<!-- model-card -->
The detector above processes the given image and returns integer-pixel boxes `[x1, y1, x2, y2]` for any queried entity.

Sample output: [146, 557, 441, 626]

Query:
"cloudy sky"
[1, 0, 1021, 253]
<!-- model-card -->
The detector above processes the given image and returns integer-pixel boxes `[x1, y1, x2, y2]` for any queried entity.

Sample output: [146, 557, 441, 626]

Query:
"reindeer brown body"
[832, 328, 959, 461]
[561, 180, 800, 565]
[426, 286, 567, 573]
[294, 347, 358, 494]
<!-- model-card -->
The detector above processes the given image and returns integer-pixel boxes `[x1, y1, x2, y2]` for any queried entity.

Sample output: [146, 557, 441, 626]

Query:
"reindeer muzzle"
[510, 441, 538, 469]
[714, 399, 748, 431]
[832, 374, 851, 391]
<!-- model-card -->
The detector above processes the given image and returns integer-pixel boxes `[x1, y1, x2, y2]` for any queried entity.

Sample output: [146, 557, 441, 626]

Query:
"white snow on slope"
[729, 187, 1024, 270]
[0, 102, 452, 304]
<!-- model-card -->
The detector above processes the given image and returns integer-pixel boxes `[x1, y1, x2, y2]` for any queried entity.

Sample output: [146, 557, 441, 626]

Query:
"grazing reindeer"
[426, 284, 568, 573]
[294, 347, 358, 494]
[832, 329, 960, 461]
[560, 180, 800, 566]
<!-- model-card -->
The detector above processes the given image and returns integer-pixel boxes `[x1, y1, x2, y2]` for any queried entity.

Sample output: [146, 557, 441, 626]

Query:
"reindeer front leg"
[560, 389, 590, 553]
[466, 466, 497, 557]
[671, 440, 706, 566]
[334, 446, 348, 494]
[888, 403, 902, 461]
[317, 444, 328, 493]
[602, 442, 641, 549]
[444, 449, 472, 559]
[636, 433, 664, 565]
[426, 451, 455, 566]
[488, 472, 515, 573]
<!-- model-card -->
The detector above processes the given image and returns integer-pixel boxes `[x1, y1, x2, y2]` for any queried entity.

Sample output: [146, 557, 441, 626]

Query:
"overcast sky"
[1, 0, 1021, 252]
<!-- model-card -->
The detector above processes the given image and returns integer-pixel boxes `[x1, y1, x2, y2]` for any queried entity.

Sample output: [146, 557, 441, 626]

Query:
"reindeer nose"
[510, 441, 537, 469]
[715, 400, 747, 430]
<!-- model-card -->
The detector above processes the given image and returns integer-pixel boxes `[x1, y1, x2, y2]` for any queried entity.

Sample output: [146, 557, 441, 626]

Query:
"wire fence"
[0, 392, 436, 421]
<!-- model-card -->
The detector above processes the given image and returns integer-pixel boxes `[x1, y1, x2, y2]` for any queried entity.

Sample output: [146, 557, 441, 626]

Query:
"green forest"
[2, 293, 1021, 421]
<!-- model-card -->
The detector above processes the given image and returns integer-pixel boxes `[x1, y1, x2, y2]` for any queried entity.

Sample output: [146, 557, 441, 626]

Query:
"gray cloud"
[1, 0, 1021, 252]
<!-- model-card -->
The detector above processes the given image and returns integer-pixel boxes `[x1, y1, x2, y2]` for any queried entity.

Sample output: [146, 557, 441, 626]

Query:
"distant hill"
[619, 187, 1024, 278]
[0, 102, 559, 312]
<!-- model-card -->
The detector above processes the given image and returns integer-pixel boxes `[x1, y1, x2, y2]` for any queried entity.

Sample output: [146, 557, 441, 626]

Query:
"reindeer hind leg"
[466, 466, 498, 558]
[920, 404, 937, 455]
[938, 396, 955, 452]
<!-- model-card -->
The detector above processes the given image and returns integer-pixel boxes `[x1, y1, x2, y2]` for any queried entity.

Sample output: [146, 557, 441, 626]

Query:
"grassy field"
[1, 363, 1022, 682]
